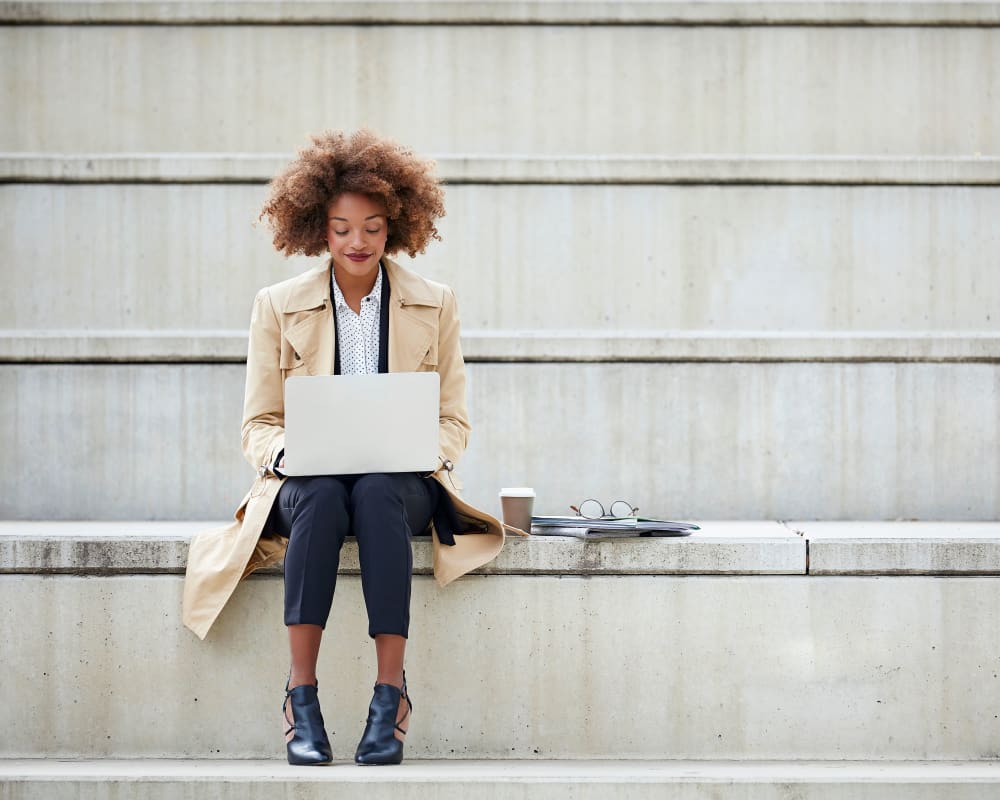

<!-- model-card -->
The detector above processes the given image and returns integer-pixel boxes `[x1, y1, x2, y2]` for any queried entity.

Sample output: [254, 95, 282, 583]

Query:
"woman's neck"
[333, 262, 380, 313]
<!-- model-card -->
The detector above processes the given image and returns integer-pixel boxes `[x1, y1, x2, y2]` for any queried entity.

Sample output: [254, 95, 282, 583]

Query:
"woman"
[182, 129, 521, 766]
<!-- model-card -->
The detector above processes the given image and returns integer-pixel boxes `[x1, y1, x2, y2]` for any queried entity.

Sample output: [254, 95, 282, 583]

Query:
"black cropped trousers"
[267, 473, 436, 638]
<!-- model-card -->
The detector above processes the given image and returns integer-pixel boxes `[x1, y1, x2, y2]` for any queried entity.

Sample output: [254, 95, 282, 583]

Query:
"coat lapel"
[280, 265, 335, 376]
[272, 258, 443, 376]
[385, 258, 442, 373]
[284, 311, 334, 376]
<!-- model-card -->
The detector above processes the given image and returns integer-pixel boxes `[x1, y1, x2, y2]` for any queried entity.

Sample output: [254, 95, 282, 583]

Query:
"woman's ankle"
[375, 671, 404, 688]
[288, 671, 318, 690]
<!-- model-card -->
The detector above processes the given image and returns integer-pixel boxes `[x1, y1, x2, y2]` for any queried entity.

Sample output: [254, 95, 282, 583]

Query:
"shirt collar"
[332, 263, 383, 312]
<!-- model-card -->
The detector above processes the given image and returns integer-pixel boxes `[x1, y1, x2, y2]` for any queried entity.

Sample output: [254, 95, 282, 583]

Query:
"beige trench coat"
[182, 257, 521, 639]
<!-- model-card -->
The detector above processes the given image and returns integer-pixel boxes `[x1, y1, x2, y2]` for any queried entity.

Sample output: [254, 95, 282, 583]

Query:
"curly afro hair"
[259, 129, 446, 259]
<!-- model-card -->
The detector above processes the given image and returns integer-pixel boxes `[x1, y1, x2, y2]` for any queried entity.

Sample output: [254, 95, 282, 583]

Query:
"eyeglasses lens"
[578, 499, 605, 519]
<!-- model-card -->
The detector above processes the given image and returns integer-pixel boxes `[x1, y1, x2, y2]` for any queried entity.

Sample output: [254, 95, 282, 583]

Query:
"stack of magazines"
[530, 516, 699, 539]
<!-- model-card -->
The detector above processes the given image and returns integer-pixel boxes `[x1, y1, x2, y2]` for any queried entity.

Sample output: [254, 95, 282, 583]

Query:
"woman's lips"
[346, 253, 371, 262]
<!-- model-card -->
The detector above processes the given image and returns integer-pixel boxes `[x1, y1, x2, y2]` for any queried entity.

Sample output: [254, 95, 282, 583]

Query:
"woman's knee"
[351, 474, 422, 544]
[281, 476, 352, 533]
[286, 475, 350, 506]
[351, 473, 408, 508]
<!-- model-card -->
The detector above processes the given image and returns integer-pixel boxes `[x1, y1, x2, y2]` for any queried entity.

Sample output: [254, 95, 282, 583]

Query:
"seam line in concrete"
[5, 178, 1000, 187]
[2, 332, 998, 365]
[3, 155, 999, 186]
[5, 358, 1000, 366]
[4, 21, 1000, 29]
[3, 1, 1000, 26]
[10, 568, 996, 576]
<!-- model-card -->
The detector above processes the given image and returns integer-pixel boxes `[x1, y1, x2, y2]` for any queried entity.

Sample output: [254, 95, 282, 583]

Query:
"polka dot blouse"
[331, 267, 382, 375]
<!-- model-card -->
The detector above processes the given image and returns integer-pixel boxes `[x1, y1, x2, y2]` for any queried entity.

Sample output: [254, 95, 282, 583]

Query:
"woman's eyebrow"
[328, 214, 385, 221]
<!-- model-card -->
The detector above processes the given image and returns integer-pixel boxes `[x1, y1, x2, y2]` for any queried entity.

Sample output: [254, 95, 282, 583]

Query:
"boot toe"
[288, 742, 333, 765]
[354, 741, 403, 765]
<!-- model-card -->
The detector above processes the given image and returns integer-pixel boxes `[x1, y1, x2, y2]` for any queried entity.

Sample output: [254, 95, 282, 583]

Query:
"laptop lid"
[283, 372, 440, 476]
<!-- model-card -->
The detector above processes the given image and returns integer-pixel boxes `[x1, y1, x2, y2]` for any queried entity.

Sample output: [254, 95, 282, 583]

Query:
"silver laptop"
[283, 373, 440, 476]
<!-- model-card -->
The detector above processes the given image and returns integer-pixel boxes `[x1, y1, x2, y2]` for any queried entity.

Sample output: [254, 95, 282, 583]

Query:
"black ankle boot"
[354, 676, 412, 766]
[283, 680, 333, 766]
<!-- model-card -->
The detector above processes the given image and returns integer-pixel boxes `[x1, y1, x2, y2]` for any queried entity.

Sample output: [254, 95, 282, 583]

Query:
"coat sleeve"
[241, 288, 286, 472]
[435, 286, 471, 472]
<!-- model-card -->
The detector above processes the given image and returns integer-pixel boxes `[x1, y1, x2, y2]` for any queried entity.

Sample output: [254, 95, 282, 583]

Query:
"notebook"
[282, 372, 440, 476]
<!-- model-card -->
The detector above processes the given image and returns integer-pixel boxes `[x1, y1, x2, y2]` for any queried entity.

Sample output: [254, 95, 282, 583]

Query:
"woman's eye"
[365, 228, 381, 235]
[333, 230, 349, 236]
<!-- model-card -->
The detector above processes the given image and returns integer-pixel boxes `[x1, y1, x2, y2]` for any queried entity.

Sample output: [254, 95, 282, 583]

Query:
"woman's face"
[326, 192, 389, 281]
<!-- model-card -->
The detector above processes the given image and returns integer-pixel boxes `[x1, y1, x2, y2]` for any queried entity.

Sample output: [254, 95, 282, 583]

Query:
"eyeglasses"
[569, 499, 639, 520]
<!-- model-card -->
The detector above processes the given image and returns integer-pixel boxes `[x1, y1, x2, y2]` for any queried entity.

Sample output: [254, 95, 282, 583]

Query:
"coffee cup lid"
[499, 487, 536, 497]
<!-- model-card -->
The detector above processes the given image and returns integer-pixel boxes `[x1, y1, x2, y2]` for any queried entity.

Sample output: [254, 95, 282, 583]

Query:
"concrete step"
[2, 522, 1000, 760]
[0, 520, 807, 576]
[3, 25, 997, 154]
[3, 180, 999, 332]
[2, 759, 1000, 800]
[795, 521, 1000, 574]
[1, 360, 997, 519]
[9, 520, 1000, 577]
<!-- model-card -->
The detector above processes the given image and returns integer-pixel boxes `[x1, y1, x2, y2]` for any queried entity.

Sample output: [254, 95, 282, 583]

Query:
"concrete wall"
[3, 25, 998, 154]
[3, 571, 1000, 759]
[2, 362, 997, 520]
[4, 182, 999, 332]
[2, 7, 997, 525]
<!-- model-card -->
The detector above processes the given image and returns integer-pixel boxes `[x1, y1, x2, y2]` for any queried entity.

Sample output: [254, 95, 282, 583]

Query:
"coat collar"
[383, 257, 442, 308]
[284, 257, 441, 312]
[280, 257, 443, 376]
[385, 257, 442, 373]
[284, 264, 330, 313]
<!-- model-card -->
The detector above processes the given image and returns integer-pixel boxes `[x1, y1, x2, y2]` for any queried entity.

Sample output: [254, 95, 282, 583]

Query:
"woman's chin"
[334, 256, 380, 280]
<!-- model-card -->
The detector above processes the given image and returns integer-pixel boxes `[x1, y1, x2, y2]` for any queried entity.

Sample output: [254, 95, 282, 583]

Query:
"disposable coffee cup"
[499, 487, 535, 534]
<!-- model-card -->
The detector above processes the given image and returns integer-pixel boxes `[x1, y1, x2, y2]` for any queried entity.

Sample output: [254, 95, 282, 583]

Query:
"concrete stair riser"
[4, 183, 1000, 332]
[3, 760, 1000, 800]
[1, 362, 998, 519]
[3, 26, 998, 154]
[3, 573, 1000, 759]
